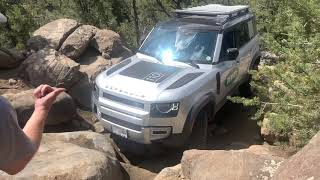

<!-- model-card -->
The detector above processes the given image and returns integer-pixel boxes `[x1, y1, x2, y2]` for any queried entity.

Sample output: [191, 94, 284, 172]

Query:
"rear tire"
[239, 58, 260, 97]
[239, 79, 252, 97]
[187, 110, 208, 150]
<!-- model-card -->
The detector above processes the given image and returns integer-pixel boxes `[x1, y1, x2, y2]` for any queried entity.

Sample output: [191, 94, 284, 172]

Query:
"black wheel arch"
[154, 93, 216, 147]
[183, 92, 216, 136]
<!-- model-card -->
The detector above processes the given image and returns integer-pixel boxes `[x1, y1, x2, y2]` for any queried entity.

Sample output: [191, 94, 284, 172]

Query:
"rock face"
[0, 48, 25, 69]
[155, 164, 184, 180]
[91, 29, 132, 59]
[27, 19, 79, 50]
[0, 131, 123, 180]
[68, 48, 112, 109]
[2, 89, 76, 126]
[23, 19, 133, 108]
[273, 132, 320, 180]
[180, 149, 284, 180]
[59, 25, 97, 60]
[78, 48, 111, 80]
[121, 163, 157, 180]
[21, 49, 83, 89]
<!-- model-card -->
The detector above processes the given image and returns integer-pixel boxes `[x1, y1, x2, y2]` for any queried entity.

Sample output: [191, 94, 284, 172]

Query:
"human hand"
[33, 84, 66, 112]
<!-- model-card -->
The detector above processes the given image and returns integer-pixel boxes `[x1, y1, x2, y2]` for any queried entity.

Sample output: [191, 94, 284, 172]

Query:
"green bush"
[231, 0, 320, 147]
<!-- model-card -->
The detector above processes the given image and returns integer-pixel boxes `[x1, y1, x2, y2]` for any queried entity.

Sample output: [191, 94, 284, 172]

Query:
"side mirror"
[226, 48, 239, 60]
[0, 13, 7, 24]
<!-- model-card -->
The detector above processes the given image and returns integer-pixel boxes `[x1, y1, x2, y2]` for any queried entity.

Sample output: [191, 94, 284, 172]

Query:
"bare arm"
[2, 85, 65, 175]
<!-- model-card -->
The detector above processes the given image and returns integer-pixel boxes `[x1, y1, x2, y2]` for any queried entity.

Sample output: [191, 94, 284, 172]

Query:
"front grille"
[103, 92, 144, 109]
[101, 113, 142, 131]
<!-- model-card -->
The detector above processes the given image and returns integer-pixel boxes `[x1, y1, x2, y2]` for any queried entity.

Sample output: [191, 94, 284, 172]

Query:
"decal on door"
[224, 68, 239, 87]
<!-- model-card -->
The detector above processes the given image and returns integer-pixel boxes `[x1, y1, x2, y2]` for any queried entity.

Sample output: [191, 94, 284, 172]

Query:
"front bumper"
[92, 94, 172, 144]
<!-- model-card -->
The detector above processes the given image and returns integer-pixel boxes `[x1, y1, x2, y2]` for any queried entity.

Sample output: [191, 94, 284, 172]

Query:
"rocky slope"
[0, 18, 318, 180]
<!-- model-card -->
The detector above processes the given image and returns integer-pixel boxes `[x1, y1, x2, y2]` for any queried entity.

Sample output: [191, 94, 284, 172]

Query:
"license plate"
[112, 125, 128, 138]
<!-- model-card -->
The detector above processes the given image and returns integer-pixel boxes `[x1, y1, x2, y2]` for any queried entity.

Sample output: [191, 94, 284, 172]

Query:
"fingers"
[34, 84, 44, 98]
[40, 85, 55, 97]
[34, 84, 66, 99]
[42, 88, 65, 103]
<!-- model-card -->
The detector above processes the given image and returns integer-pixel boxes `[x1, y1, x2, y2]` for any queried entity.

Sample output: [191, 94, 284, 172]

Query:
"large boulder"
[42, 131, 117, 158]
[154, 164, 184, 180]
[2, 89, 76, 126]
[0, 48, 25, 69]
[0, 132, 123, 180]
[91, 29, 132, 59]
[181, 149, 284, 180]
[273, 132, 320, 180]
[59, 25, 97, 60]
[68, 48, 112, 109]
[21, 49, 84, 89]
[78, 48, 111, 80]
[27, 19, 79, 51]
[121, 163, 156, 180]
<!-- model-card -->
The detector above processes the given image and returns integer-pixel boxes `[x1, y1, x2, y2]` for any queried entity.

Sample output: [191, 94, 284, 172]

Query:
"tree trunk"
[132, 0, 140, 46]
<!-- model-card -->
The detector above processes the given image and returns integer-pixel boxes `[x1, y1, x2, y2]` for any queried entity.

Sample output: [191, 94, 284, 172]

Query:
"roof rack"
[175, 4, 249, 22]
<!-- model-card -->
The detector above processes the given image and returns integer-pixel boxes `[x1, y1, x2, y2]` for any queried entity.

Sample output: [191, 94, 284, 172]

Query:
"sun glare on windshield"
[162, 49, 173, 63]
[139, 25, 218, 65]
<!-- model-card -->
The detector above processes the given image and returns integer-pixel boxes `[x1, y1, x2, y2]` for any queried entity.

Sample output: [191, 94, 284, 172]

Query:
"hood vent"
[119, 61, 181, 83]
[106, 58, 132, 76]
[166, 72, 204, 90]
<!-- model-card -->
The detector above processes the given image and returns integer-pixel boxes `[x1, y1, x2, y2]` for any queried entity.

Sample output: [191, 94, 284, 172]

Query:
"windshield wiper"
[137, 50, 163, 64]
[183, 60, 200, 69]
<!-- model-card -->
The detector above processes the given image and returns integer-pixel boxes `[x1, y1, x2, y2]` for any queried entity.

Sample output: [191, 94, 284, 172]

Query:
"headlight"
[150, 102, 180, 118]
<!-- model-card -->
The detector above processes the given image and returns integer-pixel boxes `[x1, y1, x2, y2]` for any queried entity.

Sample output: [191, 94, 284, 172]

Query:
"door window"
[219, 30, 236, 62]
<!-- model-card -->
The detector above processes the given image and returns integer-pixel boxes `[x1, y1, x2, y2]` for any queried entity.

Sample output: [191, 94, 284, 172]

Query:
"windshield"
[139, 26, 218, 64]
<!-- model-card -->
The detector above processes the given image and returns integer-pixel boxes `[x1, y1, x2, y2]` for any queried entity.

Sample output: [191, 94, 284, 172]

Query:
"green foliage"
[231, 0, 320, 147]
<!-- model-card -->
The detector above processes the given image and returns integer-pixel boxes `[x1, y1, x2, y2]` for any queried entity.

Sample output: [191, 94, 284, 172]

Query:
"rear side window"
[219, 21, 250, 61]
[234, 22, 250, 48]
[248, 18, 257, 39]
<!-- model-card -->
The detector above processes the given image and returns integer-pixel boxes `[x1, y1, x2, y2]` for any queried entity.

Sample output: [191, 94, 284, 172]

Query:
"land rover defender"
[92, 4, 261, 147]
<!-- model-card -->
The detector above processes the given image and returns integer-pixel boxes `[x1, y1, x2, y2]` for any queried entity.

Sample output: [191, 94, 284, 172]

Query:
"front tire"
[187, 110, 208, 150]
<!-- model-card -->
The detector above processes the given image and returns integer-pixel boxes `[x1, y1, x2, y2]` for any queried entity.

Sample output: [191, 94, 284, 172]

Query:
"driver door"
[215, 29, 241, 103]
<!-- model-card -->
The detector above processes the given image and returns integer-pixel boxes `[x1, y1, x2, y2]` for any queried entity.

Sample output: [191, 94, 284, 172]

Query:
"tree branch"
[155, 0, 171, 17]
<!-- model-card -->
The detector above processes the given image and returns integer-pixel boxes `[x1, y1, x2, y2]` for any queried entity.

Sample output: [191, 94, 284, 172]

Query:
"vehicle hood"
[96, 55, 207, 101]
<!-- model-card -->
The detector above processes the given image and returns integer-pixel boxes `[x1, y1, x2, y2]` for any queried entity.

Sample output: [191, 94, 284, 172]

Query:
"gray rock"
[2, 89, 76, 126]
[69, 76, 92, 109]
[261, 51, 280, 65]
[69, 49, 112, 109]
[121, 163, 156, 180]
[0, 132, 123, 180]
[273, 131, 320, 180]
[27, 19, 79, 51]
[8, 78, 17, 85]
[79, 49, 111, 80]
[181, 149, 284, 180]
[154, 164, 184, 180]
[0, 48, 25, 69]
[21, 49, 84, 89]
[42, 131, 116, 158]
[59, 25, 97, 60]
[90, 29, 132, 58]
[94, 121, 105, 133]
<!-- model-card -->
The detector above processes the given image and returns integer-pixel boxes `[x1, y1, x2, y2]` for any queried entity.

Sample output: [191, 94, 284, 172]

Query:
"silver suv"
[92, 4, 261, 147]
